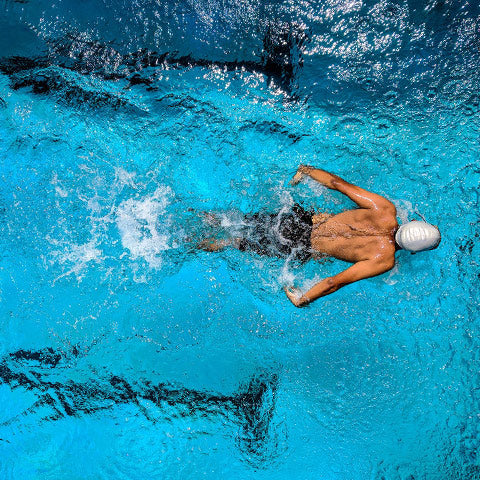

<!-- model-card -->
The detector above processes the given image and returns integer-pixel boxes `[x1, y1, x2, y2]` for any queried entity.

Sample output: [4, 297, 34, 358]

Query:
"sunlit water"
[0, 1, 479, 479]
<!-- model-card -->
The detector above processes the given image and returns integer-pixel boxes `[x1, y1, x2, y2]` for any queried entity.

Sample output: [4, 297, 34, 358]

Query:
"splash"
[115, 186, 173, 269]
[393, 199, 414, 223]
[51, 239, 103, 283]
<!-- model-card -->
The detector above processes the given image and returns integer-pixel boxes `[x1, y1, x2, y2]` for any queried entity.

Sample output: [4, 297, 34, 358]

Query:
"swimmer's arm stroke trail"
[291, 165, 396, 212]
[284, 258, 393, 307]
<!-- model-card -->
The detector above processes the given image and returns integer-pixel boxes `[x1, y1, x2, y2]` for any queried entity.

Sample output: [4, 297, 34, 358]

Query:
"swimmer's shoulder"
[370, 200, 398, 230]
[372, 239, 396, 271]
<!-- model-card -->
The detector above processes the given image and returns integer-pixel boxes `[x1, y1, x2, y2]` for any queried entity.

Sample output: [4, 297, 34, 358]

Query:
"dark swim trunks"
[238, 204, 313, 262]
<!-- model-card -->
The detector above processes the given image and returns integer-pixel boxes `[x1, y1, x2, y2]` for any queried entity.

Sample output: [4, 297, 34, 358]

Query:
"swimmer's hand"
[284, 286, 309, 307]
[290, 165, 312, 186]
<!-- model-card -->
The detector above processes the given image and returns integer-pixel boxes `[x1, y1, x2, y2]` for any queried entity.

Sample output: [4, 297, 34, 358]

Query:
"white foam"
[392, 199, 414, 223]
[51, 172, 68, 198]
[384, 263, 399, 285]
[305, 177, 329, 198]
[113, 167, 137, 190]
[52, 239, 103, 283]
[219, 211, 246, 229]
[279, 259, 296, 287]
[116, 186, 173, 269]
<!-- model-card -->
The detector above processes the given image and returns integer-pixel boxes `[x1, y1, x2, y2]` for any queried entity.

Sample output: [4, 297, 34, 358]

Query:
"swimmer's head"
[395, 220, 441, 252]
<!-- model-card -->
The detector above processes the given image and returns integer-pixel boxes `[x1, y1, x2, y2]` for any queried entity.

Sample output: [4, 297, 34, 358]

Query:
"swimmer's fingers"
[290, 165, 314, 185]
[284, 286, 304, 307]
[290, 171, 304, 186]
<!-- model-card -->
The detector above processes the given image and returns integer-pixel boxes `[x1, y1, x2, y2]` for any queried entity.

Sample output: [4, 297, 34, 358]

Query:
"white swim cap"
[395, 221, 441, 252]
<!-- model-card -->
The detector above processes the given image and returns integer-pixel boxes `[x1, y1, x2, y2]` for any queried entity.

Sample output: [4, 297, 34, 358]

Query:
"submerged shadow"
[0, 347, 282, 466]
[0, 20, 309, 106]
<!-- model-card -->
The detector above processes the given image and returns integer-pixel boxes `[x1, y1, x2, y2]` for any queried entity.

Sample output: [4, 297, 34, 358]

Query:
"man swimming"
[199, 165, 441, 307]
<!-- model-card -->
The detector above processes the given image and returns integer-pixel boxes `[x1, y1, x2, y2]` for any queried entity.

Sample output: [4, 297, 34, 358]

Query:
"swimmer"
[199, 166, 441, 307]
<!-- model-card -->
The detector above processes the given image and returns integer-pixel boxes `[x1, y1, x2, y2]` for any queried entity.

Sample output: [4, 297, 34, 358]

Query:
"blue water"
[0, 1, 479, 478]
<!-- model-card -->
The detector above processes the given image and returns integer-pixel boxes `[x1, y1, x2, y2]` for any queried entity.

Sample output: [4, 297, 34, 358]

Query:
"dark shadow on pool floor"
[0, 20, 309, 105]
[0, 346, 282, 466]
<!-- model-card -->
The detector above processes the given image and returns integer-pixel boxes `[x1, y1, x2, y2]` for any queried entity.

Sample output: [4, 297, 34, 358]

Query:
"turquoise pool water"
[0, 1, 479, 478]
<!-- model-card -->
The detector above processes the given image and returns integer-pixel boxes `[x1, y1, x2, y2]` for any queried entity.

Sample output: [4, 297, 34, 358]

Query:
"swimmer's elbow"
[330, 176, 347, 191]
[385, 259, 395, 271]
[376, 257, 395, 273]
[325, 277, 343, 294]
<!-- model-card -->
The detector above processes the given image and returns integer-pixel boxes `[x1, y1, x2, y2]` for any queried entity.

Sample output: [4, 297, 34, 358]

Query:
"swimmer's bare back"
[284, 166, 398, 307]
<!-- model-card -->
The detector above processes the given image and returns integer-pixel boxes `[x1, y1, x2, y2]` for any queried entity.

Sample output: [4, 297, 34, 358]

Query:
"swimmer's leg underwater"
[196, 210, 275, 255]
[197, 236, 243, 252]
[191, 208, 246, 252]
[196, 205, 322, 261]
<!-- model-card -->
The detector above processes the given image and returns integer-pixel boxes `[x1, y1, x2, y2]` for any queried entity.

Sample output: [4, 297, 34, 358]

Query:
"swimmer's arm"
[291, 165, 395, 212]
[284, 259, 393, 307]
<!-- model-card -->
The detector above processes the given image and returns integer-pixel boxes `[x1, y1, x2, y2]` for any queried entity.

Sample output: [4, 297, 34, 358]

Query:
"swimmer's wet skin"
[199, 165, 441, 307]
[284, 166, 440, 307]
